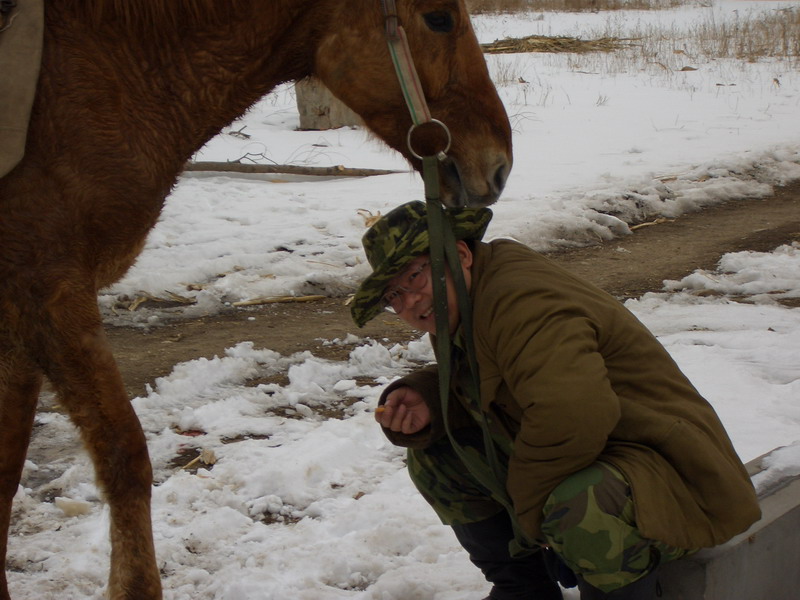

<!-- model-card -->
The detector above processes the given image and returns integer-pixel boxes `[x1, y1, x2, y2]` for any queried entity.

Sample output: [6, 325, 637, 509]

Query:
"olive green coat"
[383, 239, 760, 549]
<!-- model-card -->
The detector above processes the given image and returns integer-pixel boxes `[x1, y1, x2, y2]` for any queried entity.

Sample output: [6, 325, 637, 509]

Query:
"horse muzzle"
[438, 152, 511, 208]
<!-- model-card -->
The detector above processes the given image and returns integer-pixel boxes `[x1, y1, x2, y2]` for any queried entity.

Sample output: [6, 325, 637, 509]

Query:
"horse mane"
[73, 0, 245, 30]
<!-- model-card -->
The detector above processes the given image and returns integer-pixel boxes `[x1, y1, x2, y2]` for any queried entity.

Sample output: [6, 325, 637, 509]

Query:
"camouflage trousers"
[408, 434, 692, 592]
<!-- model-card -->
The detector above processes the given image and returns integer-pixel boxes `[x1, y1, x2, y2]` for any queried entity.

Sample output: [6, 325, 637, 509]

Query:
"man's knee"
[541, 462, 685, 593]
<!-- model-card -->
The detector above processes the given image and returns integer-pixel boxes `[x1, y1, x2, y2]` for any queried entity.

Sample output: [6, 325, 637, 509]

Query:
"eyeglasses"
[381, 260, 430, 314]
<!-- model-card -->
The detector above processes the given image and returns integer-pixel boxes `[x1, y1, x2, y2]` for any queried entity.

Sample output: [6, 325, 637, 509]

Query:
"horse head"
[314, 0, 512, 208]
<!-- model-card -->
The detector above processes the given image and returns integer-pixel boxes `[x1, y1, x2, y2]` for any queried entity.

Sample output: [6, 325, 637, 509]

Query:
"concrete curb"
[660, 448, 800, 599]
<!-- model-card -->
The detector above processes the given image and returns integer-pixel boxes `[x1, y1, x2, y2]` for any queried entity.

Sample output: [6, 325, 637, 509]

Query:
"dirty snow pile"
[11, 244, 800, 600]
[8, 1, 800, 599]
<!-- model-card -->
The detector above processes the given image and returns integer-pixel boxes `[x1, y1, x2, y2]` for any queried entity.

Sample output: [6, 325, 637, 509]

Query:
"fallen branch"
[128, 291, 195, 311]
[232, 294, 326, 307]
[181, 448, 217, 472]
[183, 162, 405, 178]
[630, 217, 673, 231]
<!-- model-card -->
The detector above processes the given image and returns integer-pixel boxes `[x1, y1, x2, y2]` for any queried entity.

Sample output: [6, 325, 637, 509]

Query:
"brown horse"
[0, 1, 511, 598]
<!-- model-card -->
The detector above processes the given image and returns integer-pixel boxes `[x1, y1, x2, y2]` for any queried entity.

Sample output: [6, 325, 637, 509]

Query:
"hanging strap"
[423, 159, 536, 556]
[381, 0, 431, 125]
[381, 2, 537, 556]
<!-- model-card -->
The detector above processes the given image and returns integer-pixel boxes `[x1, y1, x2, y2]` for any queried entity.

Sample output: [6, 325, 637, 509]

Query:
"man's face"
[382, 241, 473, 336]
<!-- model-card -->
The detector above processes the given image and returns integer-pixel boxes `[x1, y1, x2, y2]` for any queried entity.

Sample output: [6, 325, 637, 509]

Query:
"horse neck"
[45, 1, 323, 179]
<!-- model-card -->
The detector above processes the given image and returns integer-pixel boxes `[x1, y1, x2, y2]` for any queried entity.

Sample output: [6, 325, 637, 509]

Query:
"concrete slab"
[660, 448, 800, 600]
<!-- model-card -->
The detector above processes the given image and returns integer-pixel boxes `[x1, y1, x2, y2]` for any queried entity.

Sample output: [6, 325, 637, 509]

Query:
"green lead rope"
[382, 0, 432, 126]
[421, 156, 536, 557]
[381, 0, 536, 558]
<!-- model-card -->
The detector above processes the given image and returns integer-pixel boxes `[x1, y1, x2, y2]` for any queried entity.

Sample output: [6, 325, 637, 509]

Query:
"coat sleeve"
[477, 278, 623, 541]
[377, 364, 477, 449]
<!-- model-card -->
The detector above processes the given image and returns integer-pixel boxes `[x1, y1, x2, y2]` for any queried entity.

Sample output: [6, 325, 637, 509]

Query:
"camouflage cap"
[350, 200, 492, 327]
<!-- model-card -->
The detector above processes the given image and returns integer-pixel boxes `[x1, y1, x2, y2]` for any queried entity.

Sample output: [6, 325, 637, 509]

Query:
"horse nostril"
[438, 157, 467, 207]
[493, 160, 511, 195]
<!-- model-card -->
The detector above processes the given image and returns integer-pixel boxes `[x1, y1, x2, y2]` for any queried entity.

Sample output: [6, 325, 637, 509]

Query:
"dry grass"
[692, 6, 800, 62]
[621, 5, 800, 68]
[476, 1, 799, 111]
[482, 34, 637, 54]
[467, 0, 686, 14]
[471, 0, 799, 70]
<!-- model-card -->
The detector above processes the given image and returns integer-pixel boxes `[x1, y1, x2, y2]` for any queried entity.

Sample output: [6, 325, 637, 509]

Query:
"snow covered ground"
[8, 2, 800, 599]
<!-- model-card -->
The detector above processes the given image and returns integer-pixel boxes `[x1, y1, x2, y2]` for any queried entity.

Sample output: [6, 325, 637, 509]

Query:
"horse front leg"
[40, 305, 162, 600]
[0, 349, 42, 600]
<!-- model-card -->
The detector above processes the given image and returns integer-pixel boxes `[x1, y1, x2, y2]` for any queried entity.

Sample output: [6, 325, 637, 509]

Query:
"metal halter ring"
[407, 119, 451, 161]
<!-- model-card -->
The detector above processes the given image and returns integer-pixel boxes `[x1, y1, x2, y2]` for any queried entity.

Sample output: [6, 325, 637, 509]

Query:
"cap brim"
[350, 251, 423, 327]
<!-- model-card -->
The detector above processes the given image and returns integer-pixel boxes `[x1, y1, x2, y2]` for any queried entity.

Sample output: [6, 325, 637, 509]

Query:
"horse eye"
[423, 11, 454, 33]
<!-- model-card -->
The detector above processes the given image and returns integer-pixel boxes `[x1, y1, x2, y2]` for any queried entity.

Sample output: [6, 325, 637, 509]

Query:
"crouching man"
[350, 201, 760, 600]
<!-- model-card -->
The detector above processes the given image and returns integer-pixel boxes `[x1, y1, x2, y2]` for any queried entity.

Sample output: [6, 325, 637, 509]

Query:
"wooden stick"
[183, 162, 406, 178]
[232, 294, 326, 307]
[630, 217, 673, 231]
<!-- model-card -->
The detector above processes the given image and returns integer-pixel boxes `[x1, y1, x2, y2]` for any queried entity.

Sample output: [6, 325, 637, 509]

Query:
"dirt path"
[106, 181, 800, 398]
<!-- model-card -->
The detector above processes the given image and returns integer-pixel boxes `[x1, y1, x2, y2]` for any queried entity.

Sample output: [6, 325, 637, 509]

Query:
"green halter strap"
[380, 0, 535, 555]
[422, 158, 535, 556]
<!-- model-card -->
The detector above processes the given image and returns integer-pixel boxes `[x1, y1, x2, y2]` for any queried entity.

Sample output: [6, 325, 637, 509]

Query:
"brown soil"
[106, 182, 800, 399]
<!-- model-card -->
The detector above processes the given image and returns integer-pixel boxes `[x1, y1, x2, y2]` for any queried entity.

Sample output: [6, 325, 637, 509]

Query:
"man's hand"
[375, 386, 431, 434]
